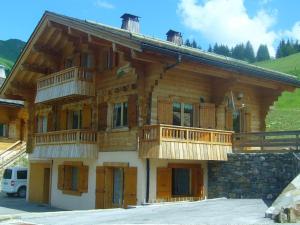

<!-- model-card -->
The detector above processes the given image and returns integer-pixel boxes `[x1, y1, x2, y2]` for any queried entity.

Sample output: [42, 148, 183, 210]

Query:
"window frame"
[112, 102, 128, 129]
[172, 102, 193, 127]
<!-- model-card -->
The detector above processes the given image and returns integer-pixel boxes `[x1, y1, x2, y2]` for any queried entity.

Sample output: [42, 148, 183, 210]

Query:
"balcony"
[139, 124, 233, 161]
[35, 67, 95, 103]
[32, 130, 98, 159]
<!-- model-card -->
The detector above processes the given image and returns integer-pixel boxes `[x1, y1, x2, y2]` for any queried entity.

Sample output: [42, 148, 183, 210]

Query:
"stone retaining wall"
[208, 152, 300, 201]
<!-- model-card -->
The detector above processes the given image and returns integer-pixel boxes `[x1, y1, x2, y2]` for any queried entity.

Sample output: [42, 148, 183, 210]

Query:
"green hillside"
[255, 53, 300, 131]
[0, 39, 25, 76]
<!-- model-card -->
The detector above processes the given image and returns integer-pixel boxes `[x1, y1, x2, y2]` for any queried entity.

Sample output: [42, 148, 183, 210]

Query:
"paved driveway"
[0, 198, 277, 225]
[0, 192, 61, 215]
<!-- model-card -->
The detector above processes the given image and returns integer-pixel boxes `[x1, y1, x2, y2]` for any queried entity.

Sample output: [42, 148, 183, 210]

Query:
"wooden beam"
[32, 44, 60, 57]
[21, 63, 52, 74]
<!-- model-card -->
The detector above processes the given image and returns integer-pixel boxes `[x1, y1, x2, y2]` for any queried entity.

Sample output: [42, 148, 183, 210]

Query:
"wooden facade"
[1, 11, 300, 208]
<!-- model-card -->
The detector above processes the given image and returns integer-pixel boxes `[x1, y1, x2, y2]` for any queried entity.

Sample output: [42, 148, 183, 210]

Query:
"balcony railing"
[140, 124, 233, 161]
[37, 66, 93, 90]
[35, 67, 95, 103]
[35, 129, 97, 145]
[233, 130, 300, 151]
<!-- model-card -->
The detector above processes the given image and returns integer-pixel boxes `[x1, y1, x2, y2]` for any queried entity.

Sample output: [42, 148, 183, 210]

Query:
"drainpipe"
[163, 54, 182, 72]
[146, 158, 150, 203]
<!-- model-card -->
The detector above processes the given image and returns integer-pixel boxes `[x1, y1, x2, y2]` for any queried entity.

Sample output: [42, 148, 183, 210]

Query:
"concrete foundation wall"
[208, 152, 300, 201]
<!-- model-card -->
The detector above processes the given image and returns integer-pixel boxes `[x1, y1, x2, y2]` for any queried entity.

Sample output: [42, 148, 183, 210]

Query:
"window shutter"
[157, 99, 172, 125]
[57, 165, 65, 190]
[123, 167, 137, 208]
[60, 109, 67, 130]
[95, 167, 105, 209]
[225, 107, 233, 131]
[78, 165, 89, 193]
[98, 102, 108, 130]
[128, 95, 138, 128]
[193, 103, 200, 127]
[47, 112, 53, 132]
[192, 167, 204, 198]
[199, 103, 216, 129]
[156, 167, 171, 200]
[82, 105, 92, 129]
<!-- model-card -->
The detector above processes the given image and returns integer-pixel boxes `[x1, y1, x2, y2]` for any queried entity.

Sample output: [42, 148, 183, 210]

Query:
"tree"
[185, 39, 191, 47]
[231, 43, 245, 60]
[244, 41, 255, 63]
[208, 44, 212, 52]
[256, 44, 270, 62]
[191, 40, 197, 48]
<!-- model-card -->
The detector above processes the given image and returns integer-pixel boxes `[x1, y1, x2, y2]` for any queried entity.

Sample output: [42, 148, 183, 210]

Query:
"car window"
[17, 170, 27, 179]
[3, 169, 12, 179]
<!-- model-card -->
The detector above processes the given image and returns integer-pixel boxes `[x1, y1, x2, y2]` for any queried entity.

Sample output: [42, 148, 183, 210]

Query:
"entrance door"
[43, 168, 51, 204]
[112, 168, 124, 207]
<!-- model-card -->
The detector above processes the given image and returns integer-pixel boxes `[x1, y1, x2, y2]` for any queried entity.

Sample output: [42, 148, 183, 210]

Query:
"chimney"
[121, 13, 140, 33]
[166, 30, 183, 46]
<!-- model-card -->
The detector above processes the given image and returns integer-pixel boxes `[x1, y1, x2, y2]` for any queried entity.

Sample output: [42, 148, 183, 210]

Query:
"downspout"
[146, 158, 150, 203]
[163, 54, 182, 72]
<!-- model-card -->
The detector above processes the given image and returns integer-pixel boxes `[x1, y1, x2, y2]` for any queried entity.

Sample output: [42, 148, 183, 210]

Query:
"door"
[43, 168, 51, 204]
[112, 168, 124, 207]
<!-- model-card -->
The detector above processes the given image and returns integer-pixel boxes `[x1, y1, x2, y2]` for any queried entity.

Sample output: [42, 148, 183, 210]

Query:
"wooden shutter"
[193, 103, 200, 127]
[95, 167, 105, 209]
[47, 112, 53, 132]
[128, 95, 138, 128]
[225, 107, 233, 131]
[98, 102, 108, 130]
[78, 165, 89, 193]
[156, 167, 171, 200]
[82, 105, 92, 129]
[192, 167, 204, 198]
[104, 167, 113, 209]
[157, 99, 172, 125]
[124, 167, 137, 208]
[57, 165, 65, 190]
[60, 109, 67, 130]
[199, 103, 216, 129]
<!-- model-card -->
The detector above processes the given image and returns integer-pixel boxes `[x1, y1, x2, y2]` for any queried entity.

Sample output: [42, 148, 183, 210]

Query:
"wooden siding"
[139, 124, 233, 161]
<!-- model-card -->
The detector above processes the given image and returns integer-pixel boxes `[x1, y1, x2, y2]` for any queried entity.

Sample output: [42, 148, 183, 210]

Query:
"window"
[37, 116, 47, 133]
[3, 169, 12, 179]
[172, 102, 193, 127]
[67, 110, 82, 129]
[233, 110, 241, 133]
[64, 57, 74, 69]
[0, 124, 8, 137]
[17, 170, 27, 179]
[172, 168, 191, 196]
[58, 163, 89, 195]
[113, 102, 128, 128]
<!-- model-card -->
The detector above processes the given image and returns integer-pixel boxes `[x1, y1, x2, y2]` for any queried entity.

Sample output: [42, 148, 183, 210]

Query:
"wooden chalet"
[1, 11, 300, 209]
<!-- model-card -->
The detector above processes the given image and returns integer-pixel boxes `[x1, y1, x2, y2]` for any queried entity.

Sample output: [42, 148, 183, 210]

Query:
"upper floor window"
[113, 102, 128, 128]
[37, 116, 47, 133]
[0, 124, 9, 137]
[172, 102, 193, 127]
[64, 57, 74, 69]
[67, 110, 82, 130]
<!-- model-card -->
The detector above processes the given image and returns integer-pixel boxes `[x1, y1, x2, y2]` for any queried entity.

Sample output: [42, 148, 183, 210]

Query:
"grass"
[0, 57, 14, 69]
[255, 53, 300, 131]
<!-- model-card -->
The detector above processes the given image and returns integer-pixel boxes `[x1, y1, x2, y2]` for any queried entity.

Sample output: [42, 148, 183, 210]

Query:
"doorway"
[43, 168, 51, 204]
[112, 168, 124, 207]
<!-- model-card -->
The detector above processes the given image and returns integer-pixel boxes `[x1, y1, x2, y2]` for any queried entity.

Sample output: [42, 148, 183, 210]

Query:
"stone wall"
[208, 152, 300, 201]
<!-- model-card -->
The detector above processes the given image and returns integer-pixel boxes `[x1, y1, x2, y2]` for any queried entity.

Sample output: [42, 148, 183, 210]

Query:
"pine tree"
[191, 40, 197, 48]
[208, 45, 212, 52]
[244, 41, 255, 63]
[232, 43, 245, 60]
[256, 44, 270, 62]
[185, 39, 191, 47]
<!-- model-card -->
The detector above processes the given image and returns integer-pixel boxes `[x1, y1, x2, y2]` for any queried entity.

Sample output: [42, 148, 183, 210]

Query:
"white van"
[1, 167, 27, 198]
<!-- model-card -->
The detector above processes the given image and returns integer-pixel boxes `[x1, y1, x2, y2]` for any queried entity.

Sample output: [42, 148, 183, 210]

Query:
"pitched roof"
[1, 10, 300, 96]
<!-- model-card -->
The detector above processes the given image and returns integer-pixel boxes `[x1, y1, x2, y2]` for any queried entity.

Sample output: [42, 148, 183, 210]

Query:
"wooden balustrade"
[37, 67, 94, 90]
[141, 124, 233, 145]
[35, 130, 97, 145]
[233, 130, 300, 151]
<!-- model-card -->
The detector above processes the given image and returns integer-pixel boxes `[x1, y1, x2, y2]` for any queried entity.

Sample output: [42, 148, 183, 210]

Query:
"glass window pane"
[173, 102, 181, 126]
[172, 168, 191, 196]
[17, 170, 27, 179]
[73, 111, 79, 129]
[113, 168, 124, 205]
[123, 102, 128, 126]
[113, 103, 122, 128]
[0, 124, 4, 136]
[233, 111, 240, 133]
[3, 169, 12, 179]
[71, 167, 78, 191]
[184, 104, 193, 127]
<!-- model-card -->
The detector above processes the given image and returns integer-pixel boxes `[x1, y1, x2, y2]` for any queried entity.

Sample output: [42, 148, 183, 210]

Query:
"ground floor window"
[57, 162, 88, 195]
[172, 168, 191, 196]
[0, 123, 9, 137]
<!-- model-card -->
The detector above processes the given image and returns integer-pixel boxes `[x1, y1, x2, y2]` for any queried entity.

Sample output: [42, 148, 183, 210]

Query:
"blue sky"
[1, 0, 300, 56]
